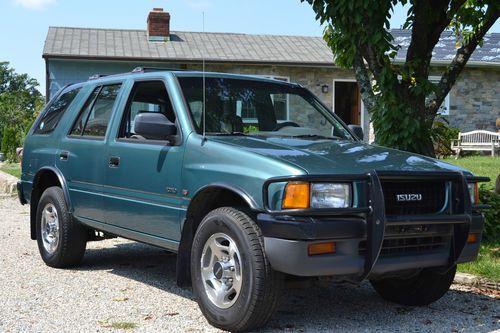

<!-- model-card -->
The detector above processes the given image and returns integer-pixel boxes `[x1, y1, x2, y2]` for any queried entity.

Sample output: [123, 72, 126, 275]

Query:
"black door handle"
[59, 151, 69, 161]
[109, 156, 120, 167]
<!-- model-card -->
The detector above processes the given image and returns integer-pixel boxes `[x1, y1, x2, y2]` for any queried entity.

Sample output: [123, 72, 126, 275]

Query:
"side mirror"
[348, 124, 364, 141]
[133, 112, 177, 141]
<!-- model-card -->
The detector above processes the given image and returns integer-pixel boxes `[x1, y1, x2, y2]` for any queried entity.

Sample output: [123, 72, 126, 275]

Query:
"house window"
[429, 78, 450, 116]
[437, 94, 450, 116]
[238, 75, 290, 123]
[396, 76, 451, 116]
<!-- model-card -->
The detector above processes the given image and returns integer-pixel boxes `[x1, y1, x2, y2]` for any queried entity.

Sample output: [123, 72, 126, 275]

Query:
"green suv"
[18, 68, 488, 332]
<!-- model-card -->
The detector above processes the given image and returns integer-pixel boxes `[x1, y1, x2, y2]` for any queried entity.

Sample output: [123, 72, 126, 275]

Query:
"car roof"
[65, 67, 302, 90]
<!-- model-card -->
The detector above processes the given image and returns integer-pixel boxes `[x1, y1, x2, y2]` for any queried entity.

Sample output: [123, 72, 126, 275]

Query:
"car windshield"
[178, 76, 354, 140]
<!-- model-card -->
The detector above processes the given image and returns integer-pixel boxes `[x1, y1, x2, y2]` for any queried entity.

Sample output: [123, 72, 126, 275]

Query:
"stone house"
[42, 8, 500, 140]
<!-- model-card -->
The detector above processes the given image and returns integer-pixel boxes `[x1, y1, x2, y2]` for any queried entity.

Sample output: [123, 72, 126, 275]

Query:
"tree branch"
[353, 52, 377, 113]
[428, 5, 499, 114]
[405, 0, 454, 78]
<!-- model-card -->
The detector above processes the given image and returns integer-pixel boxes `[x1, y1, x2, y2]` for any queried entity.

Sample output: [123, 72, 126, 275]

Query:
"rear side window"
[69, 84, 122, 138]
[70, 88, 100, 136]
[33, 87, 81, 134]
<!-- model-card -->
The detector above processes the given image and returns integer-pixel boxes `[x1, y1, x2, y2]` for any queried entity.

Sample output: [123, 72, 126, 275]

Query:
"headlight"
[467, 183, 478, 205]
[282, 182, 352, 209]
[311, 183, 351, 208]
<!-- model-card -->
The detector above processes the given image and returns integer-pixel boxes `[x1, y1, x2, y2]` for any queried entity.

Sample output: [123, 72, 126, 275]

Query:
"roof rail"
[131, 67, 186, 73]
[88, 74, 109, 80]
[87, 67, 186, 81]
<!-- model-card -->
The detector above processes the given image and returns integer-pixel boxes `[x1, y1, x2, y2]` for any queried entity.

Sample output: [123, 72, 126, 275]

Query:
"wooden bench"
[451, 130, 500, 158]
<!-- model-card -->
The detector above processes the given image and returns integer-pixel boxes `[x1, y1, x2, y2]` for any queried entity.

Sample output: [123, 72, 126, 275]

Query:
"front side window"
[34, 87, 81, 134]
[69, 84, 122, 138]
[118, 81, 176, 139]
[178, 77, 353, 140]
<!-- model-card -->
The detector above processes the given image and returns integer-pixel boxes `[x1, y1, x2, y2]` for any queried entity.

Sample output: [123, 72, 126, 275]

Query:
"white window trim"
[395, 75, 451, 116]
[428, 76, 450, 116]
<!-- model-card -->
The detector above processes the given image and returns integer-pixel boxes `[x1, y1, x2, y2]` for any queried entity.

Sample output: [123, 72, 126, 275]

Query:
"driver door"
[102, 80, 183, 241]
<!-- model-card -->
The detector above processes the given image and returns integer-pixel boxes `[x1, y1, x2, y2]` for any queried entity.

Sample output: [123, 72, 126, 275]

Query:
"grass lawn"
[442, 156, 500, 282]
[458, 242, 500, 283]
[442, 156, 499, 189]
[0, 162, 21, 178]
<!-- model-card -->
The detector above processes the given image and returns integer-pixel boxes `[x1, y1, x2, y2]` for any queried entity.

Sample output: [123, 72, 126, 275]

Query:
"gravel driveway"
[0, 195, 498, 333]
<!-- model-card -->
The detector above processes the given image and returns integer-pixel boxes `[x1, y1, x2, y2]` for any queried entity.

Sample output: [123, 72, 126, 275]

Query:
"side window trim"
[32, 86, 81, 135]
[67, 86, 102, 138]
[116, 79, 182, 146]
[80, 86, 103, 136]
[68, 83, 122, 140]
[31, 84, 72, 135]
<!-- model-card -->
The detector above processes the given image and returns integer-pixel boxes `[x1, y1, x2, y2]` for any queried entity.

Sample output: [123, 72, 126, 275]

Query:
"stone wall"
[446, 68, 500, 132]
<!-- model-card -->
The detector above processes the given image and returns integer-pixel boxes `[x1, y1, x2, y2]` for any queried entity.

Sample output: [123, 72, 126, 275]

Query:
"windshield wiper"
[290, 134, 340, 140]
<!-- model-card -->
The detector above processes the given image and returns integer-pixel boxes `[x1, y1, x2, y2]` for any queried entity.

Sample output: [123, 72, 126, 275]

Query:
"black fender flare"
[176, 183, 261, 287]
[33, 166, 73, 211]
[30, 166, 72, 239]
[184, 183, 259, 225]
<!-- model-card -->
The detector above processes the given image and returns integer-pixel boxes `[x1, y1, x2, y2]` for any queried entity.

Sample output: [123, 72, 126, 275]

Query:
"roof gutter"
[42, 54, 500, 69]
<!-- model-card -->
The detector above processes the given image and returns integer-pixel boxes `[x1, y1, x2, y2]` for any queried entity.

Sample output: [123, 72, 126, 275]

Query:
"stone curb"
[454, 272, 500, 291]
[0, 169, 18, 194]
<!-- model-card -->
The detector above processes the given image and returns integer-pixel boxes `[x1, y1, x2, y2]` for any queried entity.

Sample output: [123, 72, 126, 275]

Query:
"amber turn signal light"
[282, 182, 310, 209]
[308, 242, 336, 256]
[467, 233, 479, 244]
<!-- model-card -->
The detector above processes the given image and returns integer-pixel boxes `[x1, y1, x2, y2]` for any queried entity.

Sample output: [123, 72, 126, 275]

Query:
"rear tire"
[191, 207, 282, 332]
[370, 265, 456, 306]
[36, 186, 87, 268]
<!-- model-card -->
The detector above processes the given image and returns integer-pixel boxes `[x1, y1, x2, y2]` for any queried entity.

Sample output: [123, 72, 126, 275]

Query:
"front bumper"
[258, 171, 487, 280]
[258, 213, 484, 277]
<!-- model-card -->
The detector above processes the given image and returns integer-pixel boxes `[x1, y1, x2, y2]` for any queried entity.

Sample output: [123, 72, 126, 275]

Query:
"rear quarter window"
[33, 87, 81, 135]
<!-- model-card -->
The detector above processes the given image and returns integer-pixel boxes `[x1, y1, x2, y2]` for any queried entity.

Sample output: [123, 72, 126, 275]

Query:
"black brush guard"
[262, 171, 489, 281]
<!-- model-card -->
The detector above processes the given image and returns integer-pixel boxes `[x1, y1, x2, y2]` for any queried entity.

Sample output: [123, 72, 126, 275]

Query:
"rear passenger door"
[103, 80, 183, 242]
[57, 83, 123, 223]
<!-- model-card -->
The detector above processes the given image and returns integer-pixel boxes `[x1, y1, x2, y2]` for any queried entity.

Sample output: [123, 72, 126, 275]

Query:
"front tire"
[36, 186, 87, 268]
[191, 207, 282, 332]
[370, 265, 457, 306]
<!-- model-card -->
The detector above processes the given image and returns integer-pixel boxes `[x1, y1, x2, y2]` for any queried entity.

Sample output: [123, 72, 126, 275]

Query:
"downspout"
[44, 57, 50, 102]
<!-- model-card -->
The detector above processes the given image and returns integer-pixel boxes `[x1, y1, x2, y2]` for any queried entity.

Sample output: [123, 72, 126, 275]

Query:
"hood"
[209, 136, 471, 176]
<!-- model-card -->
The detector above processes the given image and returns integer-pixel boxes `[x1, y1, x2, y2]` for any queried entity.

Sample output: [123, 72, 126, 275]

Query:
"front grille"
[359, 224, 451, 257]
[359, 236, 447, 257]
[381, 180, 447, 216]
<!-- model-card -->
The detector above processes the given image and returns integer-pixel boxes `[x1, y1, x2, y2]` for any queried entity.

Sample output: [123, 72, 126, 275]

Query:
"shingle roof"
[391, 29, 500, 64]
[43, 27, 500, 66]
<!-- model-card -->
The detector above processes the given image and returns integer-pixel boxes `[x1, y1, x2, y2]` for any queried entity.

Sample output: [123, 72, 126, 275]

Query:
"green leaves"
[302, 0, 498, 157]
[0, 62, 44, 159]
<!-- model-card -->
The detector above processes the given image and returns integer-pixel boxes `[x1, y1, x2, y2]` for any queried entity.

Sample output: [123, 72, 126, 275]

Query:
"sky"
[1, 0, 499, 96]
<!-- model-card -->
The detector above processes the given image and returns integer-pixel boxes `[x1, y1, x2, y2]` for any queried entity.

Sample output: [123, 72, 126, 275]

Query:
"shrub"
[432, 119, 459, 157]
[0, 127, 20, 163]
[479, 186, 500, 242]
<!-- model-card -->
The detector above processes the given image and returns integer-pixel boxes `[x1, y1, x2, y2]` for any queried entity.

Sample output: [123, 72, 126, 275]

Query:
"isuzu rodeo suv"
[17, 68, 488, 332]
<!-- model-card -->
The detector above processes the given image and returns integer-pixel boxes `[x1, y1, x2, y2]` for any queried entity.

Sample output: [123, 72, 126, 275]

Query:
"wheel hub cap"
[41, 203, 60, 254]
[200, 233, 242, 309]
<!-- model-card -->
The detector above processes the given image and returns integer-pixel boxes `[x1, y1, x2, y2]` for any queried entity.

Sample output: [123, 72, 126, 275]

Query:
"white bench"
[451, 130, 500, 158]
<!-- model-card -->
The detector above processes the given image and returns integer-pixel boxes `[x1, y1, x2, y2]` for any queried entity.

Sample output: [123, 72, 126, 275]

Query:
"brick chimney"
[147, 8, 170, 42]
